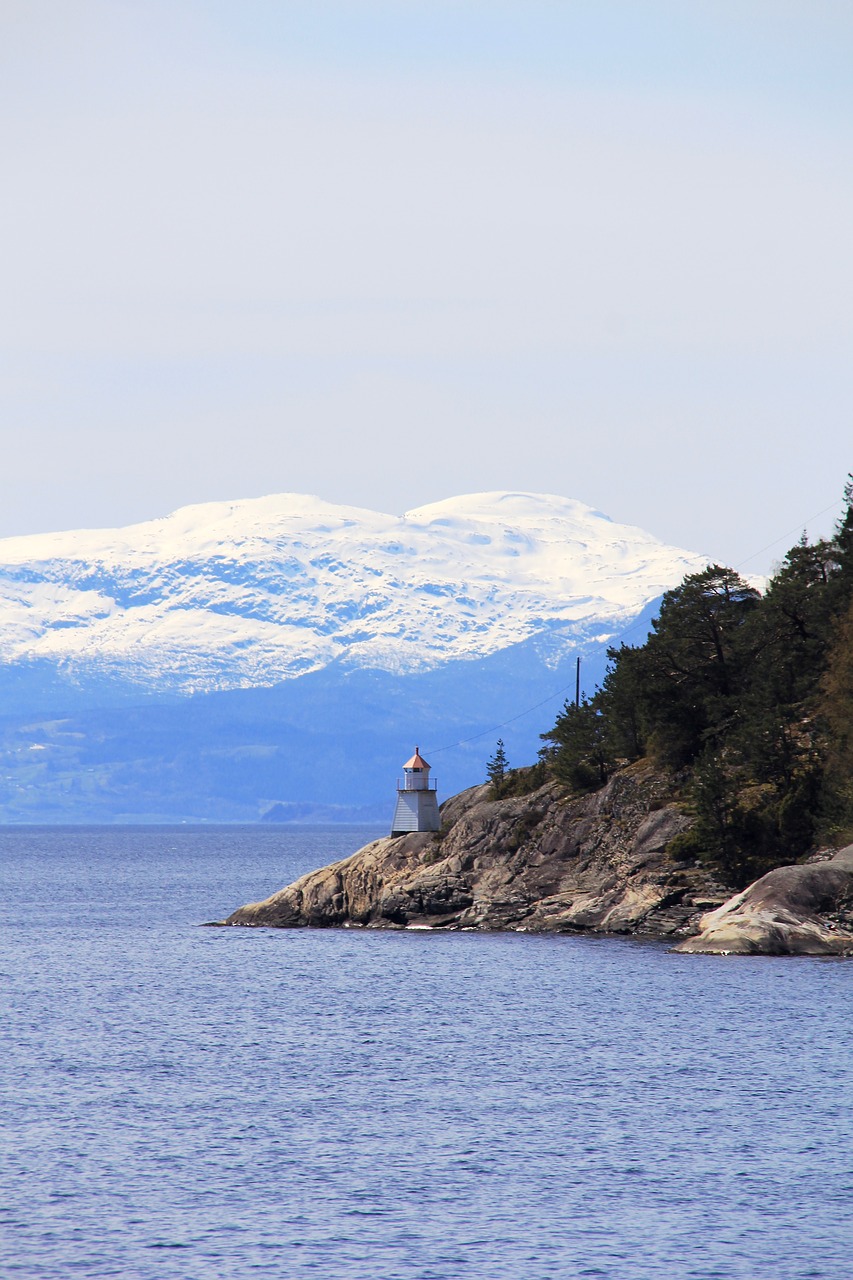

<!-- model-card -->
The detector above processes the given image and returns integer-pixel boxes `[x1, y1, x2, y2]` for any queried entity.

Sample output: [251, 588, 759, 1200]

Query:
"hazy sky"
[2, 0, 851, 572]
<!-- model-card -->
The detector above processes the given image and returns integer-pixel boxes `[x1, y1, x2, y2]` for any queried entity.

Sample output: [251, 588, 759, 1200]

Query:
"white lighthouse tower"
[391, 747, 441, 835]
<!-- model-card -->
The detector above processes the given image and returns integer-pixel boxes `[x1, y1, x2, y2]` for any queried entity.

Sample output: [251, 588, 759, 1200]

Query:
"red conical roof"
[403, 746, 430, 770]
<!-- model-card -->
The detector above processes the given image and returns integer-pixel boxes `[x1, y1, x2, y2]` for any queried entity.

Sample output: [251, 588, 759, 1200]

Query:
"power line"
[426, 679, 579, 755]
[734, 498, 845, 572]
[425, 492, 848, 757]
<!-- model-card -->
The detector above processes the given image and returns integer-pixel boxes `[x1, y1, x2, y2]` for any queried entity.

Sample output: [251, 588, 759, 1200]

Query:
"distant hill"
[0, 491, 706, 821]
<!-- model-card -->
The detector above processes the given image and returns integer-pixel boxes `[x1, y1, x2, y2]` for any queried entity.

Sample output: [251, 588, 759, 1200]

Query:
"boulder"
[674, 845, 853, 956]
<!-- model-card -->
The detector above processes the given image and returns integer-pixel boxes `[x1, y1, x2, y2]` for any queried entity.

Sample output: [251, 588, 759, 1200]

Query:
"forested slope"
[538, 478, 853, 887]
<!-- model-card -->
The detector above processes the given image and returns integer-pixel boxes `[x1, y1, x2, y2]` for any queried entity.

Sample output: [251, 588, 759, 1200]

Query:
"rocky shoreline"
[676, 845, 853, 955]
[218, 764, 853, 954]
[217, 763, 853, 954]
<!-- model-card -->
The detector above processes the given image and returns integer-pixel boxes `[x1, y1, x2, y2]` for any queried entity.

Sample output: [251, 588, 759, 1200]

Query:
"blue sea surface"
[1, 825, 851, 1280]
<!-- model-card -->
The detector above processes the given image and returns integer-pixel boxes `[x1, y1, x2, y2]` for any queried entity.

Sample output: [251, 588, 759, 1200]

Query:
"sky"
[2, 0, 852, 574]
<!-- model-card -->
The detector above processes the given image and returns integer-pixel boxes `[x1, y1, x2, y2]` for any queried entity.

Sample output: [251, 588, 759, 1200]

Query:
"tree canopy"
[540, 476, 853, 886]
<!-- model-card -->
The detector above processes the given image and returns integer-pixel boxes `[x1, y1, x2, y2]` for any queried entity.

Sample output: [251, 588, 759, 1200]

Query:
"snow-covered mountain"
[0, 491, 706, 695]
[0, 491, 711, 822]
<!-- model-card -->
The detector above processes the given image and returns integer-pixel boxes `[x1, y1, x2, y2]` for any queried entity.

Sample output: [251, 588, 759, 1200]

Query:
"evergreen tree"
[830, 473, 853, 614]
[734, 536, 836, 787]
[820, 593, 853, 833]
[540, 697, 614, 791]
[598, 643, 647, 761]
[638, 565, 760, 766]
[690, 750, 751, 886]
[486, 739, 509, 796]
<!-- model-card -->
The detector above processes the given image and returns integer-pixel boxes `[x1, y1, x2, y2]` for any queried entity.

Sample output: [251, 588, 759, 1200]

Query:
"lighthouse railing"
[397, 777, 438, 792]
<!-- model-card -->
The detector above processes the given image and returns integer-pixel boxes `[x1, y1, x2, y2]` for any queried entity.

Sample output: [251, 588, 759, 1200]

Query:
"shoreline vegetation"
[221, 478, 853, 955]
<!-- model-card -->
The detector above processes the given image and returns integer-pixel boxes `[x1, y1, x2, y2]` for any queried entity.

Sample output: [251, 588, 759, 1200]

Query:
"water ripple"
[1, 825, 851, 1279]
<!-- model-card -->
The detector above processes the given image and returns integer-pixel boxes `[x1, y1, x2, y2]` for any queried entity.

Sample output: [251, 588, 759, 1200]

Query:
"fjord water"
[2, 828, 851, 1280]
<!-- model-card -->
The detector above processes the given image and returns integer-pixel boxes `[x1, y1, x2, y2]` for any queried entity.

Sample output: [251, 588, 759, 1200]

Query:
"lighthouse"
[391, 747, 441, 836]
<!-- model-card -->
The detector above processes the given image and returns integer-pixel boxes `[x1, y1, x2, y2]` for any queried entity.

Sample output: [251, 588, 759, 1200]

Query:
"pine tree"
[540, 697, 614, 791]
[486, 739, 509, 796]
[598, 643, 647, 761]
[830, 473, 853, 614]
[820, 593, 853, 834]
[637, 565, 760, 766]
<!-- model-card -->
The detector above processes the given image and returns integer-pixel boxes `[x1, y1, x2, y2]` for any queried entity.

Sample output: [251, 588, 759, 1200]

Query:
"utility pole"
[575, 655, 581, 706]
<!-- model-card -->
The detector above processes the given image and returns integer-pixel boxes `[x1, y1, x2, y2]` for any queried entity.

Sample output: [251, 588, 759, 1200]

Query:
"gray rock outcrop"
[674, 845, 853, 955]
[223, 764, 730, 937]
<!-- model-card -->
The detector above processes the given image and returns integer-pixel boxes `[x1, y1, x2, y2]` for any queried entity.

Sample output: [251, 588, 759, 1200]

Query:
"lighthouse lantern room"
[391, 747, 441, 835]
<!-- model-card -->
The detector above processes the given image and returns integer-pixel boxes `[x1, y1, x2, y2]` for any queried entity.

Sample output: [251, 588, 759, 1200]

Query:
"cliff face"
[224, 763, 731, 937]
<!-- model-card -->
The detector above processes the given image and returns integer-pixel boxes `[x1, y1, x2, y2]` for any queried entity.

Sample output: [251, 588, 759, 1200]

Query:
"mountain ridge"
[0, 489, 707, 697]
[0, 490, 709, 821]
